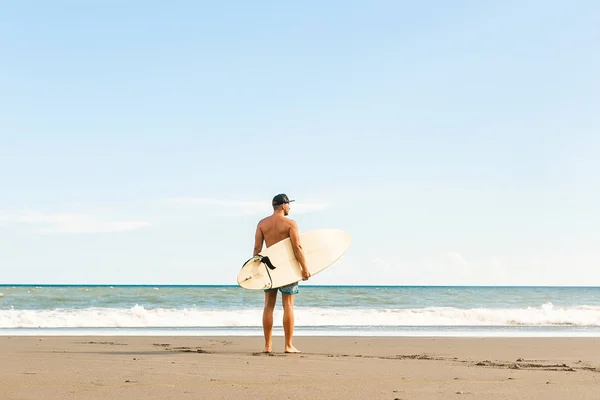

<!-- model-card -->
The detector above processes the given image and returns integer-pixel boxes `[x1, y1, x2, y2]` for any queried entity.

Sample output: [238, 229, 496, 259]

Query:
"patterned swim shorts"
[264, 281, 299, 295]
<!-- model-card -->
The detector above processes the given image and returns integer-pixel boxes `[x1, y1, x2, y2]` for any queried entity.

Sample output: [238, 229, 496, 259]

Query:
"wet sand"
[1, 336, 599, 399]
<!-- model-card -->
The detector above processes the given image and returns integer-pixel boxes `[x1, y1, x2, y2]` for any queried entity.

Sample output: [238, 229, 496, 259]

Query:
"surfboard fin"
[259, 255, 276, 270]
[241, 255, 276, 270]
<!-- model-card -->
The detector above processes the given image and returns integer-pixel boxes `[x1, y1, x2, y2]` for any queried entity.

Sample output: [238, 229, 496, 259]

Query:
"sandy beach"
[1, 336, 598, 399]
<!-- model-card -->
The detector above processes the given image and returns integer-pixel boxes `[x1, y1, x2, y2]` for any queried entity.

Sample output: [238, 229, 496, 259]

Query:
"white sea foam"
[1, 302, 599, 329]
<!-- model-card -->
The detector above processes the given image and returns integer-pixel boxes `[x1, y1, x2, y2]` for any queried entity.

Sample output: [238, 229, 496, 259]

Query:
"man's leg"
[262, 289, 278, 353]
[282, 292, 300, 353]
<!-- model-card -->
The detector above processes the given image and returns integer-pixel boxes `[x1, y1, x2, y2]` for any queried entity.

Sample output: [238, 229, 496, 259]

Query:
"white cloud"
[0, 210, 152, 234]
[167, 197, 330, 216]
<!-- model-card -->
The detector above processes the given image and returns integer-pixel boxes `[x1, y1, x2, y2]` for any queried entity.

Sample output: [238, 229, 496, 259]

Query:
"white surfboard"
[237, 229, 351, 290]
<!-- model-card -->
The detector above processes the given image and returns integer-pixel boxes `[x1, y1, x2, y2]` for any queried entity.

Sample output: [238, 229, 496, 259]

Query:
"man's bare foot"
[284, 345, 301, 353]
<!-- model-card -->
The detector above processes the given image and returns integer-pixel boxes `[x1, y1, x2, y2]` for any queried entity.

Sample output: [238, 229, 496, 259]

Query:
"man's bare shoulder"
[257, 215, 272, 226]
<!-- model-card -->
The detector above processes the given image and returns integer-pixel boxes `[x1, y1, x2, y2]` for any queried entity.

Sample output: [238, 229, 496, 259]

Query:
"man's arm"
[253, 224, 264, 256]
[289, 220, 311, 281]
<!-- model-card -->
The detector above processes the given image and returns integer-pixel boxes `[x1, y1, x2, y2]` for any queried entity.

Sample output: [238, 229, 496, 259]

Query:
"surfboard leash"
[242, 255, 277, 289]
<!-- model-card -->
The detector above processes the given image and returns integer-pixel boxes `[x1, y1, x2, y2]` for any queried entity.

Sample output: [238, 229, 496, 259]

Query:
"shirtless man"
[253, 193, 311, 353]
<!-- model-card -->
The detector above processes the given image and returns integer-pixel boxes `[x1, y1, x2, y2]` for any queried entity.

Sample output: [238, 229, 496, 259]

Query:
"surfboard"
[237, 229, 351, 290]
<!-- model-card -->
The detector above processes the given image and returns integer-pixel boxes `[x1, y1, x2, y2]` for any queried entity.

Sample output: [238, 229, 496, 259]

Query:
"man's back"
[257, 214, 294, 248]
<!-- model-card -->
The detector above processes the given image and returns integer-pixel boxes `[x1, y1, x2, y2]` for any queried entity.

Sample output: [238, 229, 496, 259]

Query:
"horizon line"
[1, 284, 600, 288]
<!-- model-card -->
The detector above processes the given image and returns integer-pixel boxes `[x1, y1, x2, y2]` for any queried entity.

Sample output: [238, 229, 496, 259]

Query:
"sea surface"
[1, 285, 600, 337]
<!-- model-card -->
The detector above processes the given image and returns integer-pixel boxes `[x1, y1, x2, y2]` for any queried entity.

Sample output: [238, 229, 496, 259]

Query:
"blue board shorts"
[264, 281, 299, 295]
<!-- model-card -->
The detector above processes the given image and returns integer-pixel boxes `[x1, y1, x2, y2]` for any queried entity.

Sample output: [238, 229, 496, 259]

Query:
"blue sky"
[1, 0, 599, 285]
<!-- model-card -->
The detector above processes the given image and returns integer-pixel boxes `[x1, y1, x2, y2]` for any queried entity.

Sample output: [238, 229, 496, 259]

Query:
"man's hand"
[301, 268, 311, 281]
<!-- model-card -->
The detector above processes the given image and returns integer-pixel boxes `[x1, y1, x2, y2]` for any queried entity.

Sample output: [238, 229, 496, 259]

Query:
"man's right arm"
[289, 220, 310, 281]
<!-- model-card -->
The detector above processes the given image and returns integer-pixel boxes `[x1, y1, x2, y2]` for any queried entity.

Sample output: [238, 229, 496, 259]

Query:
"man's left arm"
[253, 224, 264, 256]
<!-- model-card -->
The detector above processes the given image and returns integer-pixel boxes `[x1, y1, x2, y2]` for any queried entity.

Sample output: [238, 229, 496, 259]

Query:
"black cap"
[272, 193, 295, 206]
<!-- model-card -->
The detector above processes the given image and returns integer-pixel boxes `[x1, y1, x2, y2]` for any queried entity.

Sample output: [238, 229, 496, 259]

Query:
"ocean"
[1, 285, 599, 337]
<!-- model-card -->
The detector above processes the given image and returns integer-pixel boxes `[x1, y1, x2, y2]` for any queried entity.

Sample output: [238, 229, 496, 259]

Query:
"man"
[253, 193, 311, 353]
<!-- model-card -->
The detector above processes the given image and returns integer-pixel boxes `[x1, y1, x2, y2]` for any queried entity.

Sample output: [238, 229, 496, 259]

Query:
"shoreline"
[2, 335, 599, 399]
[2, 327, 600, 338]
